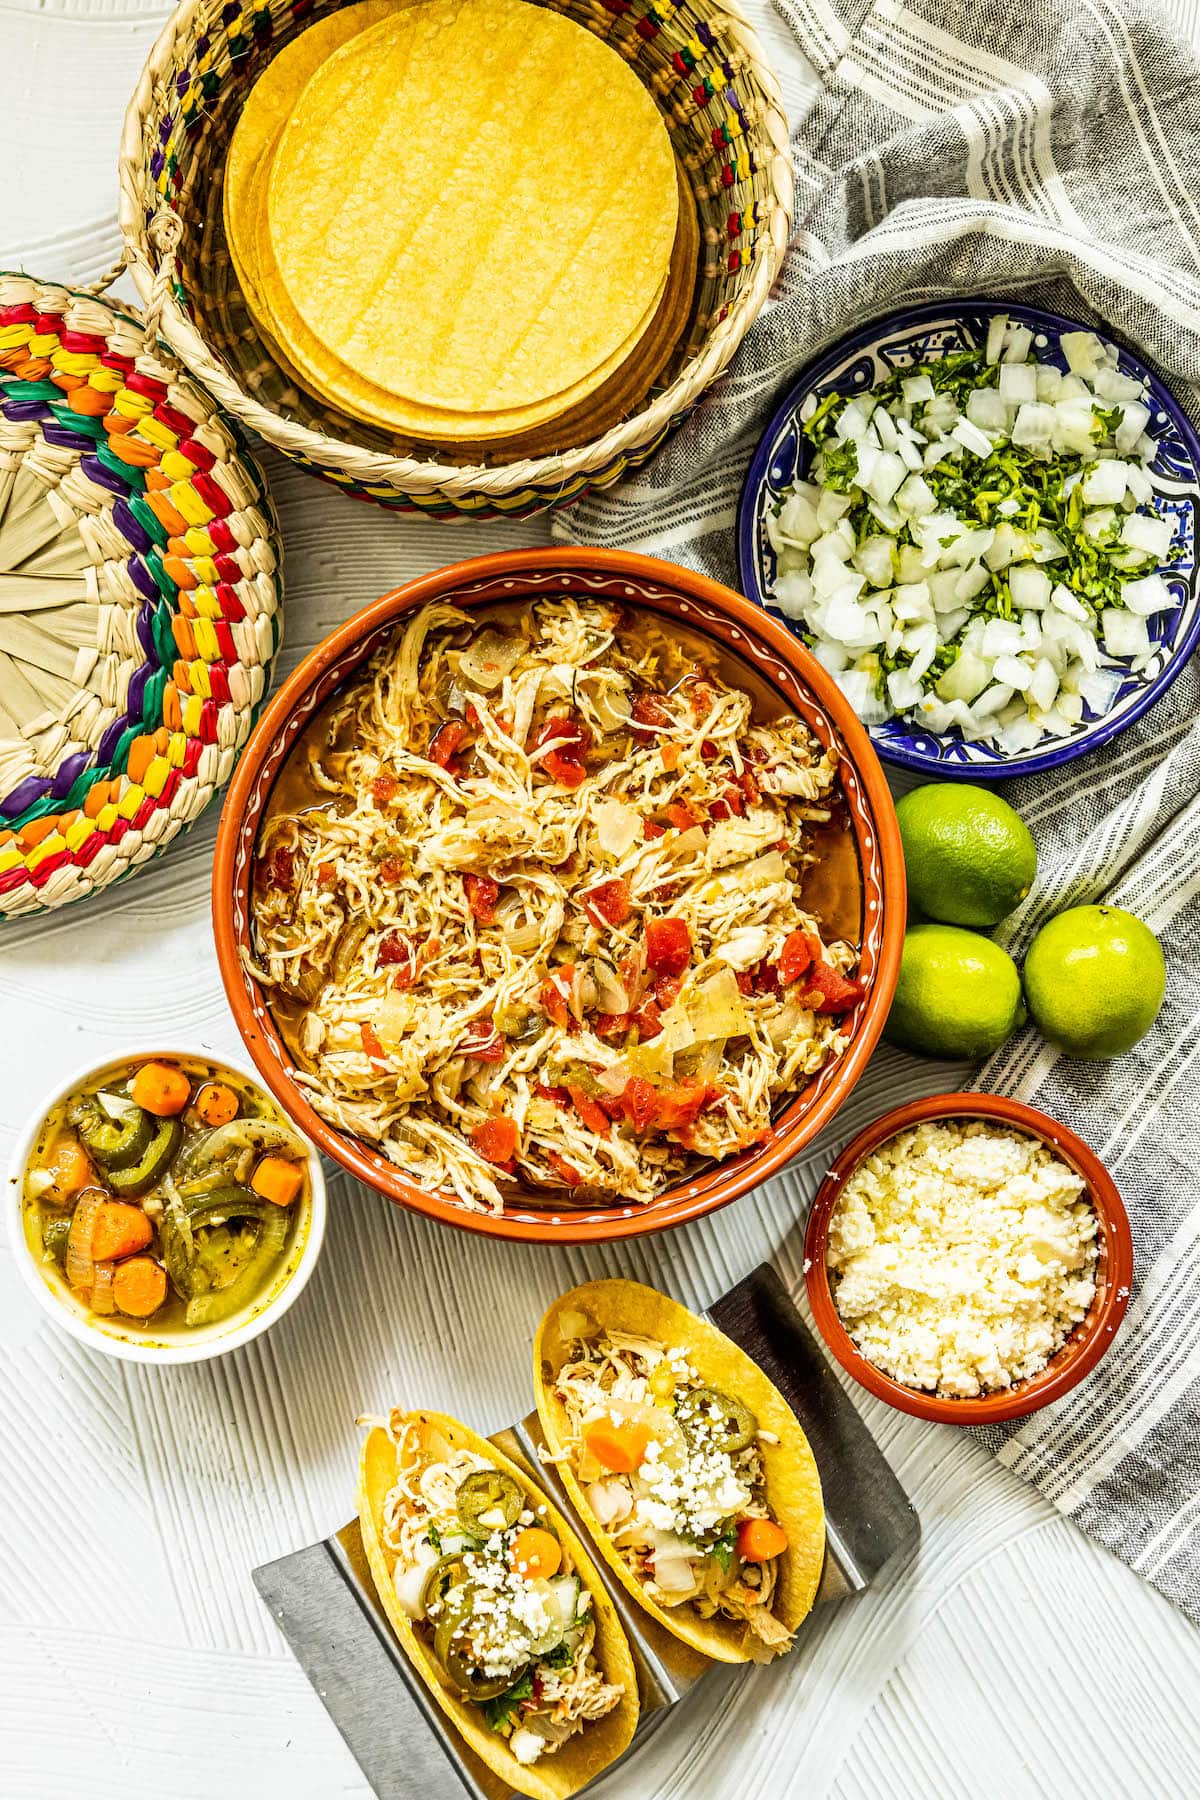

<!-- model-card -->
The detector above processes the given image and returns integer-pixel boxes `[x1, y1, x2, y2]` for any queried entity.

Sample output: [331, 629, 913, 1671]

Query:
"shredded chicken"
[551, 1330, 792, 1658]
[250, 597, 861, 1212]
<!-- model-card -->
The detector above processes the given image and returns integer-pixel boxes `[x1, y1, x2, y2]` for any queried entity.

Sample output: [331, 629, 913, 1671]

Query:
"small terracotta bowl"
[213, 547, 906, 1244]
[804, 1092, 1134, 1424]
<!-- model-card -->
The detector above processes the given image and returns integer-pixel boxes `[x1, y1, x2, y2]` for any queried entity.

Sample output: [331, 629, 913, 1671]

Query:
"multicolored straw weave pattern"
[0, 274, 282, 918]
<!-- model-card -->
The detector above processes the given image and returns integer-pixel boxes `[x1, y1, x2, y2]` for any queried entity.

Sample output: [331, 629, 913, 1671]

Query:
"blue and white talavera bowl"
[735, 299, 1200, 780]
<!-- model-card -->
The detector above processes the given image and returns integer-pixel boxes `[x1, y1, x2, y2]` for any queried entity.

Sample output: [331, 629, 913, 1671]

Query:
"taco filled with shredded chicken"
[358, 1410, 638, 1799]
[534, 1281, 825, 1663]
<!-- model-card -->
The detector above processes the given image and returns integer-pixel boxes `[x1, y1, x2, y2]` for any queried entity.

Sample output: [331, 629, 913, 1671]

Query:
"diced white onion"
[765, 324, 1166, 755]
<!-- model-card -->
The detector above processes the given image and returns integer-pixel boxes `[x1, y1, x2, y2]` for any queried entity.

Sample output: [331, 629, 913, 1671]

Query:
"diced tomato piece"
[708, 799, 732, 822]
[642, 818, 666, 841]
[464, 873, 499, 924]
[545, 749, 587, 788]
[534, 1083, 571, 1109]
[471, 1116, 518, 1166]
[631, 998, 663, 1041]
[596, 1094, 625, 1121]
[317, 861, 337, 886]
[372, 772, 399, 806]
[618, 1077, 660, 1134]
[262, 846, 294, 890]
[685, 676, 717, 721]
[630, 692, 672, 740]
[567, 1085, 611, 1137]
[798, 960, 864, 1015]
[429, 720, 467, 769]
[700, 739, 719, 761]
[660, 742, 681, 772]
[646, 916, 691, 978]
[754, 957, 781, 995]
[532, 713, 590, 788]
[377, 931, 417, 986]
[595, 1011, 632, 1042]
[533, 713, 591, 754]
[582, 877, 632, 928]
[778, 930, 815, 986]
[666, 801, 703, 832]
[546, 1151, 584, 1187]
[654, 1079, 723, 1133]
[723, 783, 746, 817]
[360, 1023, 386, 1065]
[738, 768, 761, 805]
[456, 1020, 505, 1061]
[539, 973, 571, 1030]
[379, 855, 407, 883]
[736, 971, 755, 996]
[654, 973, 682, 1009]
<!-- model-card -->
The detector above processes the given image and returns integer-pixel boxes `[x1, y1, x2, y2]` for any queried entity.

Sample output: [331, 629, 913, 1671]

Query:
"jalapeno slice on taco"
[358, 1409, 638, 1799]
[534, 1281, 825, 1664]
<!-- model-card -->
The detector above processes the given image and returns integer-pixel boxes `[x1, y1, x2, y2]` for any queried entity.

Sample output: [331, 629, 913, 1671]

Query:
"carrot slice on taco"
[534, 1280, 825, 1664]
[358, 1409, 639, 1799]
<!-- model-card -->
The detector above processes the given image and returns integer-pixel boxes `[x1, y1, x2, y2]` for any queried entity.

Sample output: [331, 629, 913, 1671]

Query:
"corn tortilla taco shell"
[357, 1409, 640, 1800]
[534, 1281, 826, 1664]
[267, 0, 677, 414]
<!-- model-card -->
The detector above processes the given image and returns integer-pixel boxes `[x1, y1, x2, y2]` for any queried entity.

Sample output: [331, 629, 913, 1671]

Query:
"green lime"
[885, 923, 1026, 1059]
[895, 782, 1037, 927]
[1023, 904, 1166, 1058]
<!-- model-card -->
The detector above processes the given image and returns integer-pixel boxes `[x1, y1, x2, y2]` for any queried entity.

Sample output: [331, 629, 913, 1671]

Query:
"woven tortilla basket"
[0, 272, 282, 919]
[117, 0, 793, 520]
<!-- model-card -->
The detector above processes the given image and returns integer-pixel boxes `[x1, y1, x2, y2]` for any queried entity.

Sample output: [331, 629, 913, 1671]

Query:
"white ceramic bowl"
[6, 1044, 327, 1365]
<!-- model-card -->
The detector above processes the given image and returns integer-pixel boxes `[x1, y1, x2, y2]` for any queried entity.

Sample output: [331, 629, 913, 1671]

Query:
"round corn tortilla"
[357, 1411, 639, 1800]
[224, 2, 399, 322]
[244, 173, 690, 444]
[267, 0, 677, 414]
[534, 1281, 826, 1665]
[249, 194, 667, 439]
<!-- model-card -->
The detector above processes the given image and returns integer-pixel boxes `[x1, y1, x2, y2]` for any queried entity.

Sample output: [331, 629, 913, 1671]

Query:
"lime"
[885, 923, 1026, 1059]
[1023, 904, 1166, 1058]
[895, 783, 1037, 927]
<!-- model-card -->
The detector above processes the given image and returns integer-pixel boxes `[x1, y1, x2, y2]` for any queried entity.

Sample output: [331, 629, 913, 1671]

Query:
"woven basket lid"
[0, 270, 282, 918]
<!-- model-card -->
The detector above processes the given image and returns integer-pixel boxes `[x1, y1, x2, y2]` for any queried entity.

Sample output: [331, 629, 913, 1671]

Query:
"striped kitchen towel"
[554, 0, 1200, 1625]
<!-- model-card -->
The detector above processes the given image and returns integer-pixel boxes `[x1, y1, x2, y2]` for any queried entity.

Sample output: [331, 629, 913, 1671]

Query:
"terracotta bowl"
[212, 548, 905, 1243]
[804, 1093, 1134, 1423]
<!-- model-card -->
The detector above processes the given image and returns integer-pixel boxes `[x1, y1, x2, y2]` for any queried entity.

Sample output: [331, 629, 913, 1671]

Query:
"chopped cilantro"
[817, 439, 859, 494]
[427, 1523, 442, 1553]
[710, 1532, 736, 1573]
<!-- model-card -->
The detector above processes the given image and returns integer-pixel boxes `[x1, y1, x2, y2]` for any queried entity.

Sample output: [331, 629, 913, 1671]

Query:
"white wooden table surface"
[3, 4, 1200, 1796]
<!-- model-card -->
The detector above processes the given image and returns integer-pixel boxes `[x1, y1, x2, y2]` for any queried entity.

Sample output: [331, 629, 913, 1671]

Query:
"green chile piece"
[74, 1099, 154, 1172]
[106, 1117, 182, 1196]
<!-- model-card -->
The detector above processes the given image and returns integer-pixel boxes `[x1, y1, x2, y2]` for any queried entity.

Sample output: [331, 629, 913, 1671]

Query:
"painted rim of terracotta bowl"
[212, 547, 907, 1243]
[804, 1091, 1134, 1423]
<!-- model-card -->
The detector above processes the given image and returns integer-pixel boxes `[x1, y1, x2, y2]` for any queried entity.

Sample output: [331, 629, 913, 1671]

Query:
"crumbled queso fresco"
[826, 1120, 1099, 1397]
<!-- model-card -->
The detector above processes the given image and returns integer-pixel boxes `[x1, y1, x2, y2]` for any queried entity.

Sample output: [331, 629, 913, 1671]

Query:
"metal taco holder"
[253, 1264, 920, 1800]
